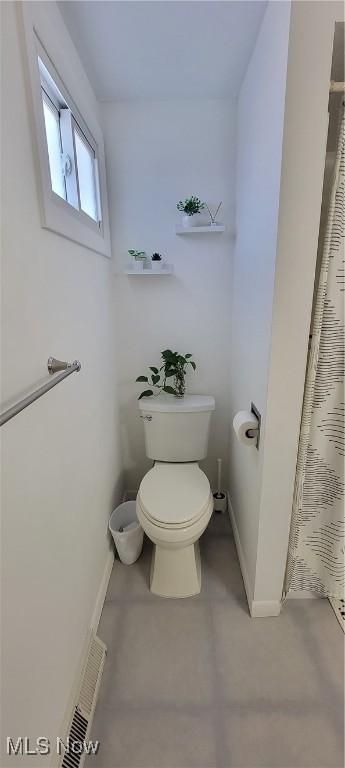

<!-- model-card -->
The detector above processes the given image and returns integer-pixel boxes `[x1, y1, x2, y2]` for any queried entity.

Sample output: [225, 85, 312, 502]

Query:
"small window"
[74, 128, 98, 221]
[38, 55, 101, 227]
[21, 8, 110, 257]
[42, 95, 66, 200]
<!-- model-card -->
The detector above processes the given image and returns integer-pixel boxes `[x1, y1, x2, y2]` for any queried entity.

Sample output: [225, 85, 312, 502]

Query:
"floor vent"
[61, 710, 88, 768]
[329, 597, 345, 633]
[60, 633, 107, 768]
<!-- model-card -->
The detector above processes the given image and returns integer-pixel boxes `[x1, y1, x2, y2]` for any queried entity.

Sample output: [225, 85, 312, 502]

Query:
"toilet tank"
[138, 394, 215, 461]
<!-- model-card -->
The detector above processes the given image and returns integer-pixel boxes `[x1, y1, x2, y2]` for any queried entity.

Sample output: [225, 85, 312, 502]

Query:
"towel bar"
[0, 357, 81, 427]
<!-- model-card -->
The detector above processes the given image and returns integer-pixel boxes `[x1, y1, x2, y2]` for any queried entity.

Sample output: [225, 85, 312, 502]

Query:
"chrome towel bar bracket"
[48, 356, 81, 374]
[0, 356, 81, 427]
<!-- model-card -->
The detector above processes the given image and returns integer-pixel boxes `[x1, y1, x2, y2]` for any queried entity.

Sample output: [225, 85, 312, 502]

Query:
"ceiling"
[58, 1, 267, 101]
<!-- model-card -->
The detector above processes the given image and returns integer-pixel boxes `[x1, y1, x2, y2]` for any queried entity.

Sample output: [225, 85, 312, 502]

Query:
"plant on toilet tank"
[136, 349, 196, 399]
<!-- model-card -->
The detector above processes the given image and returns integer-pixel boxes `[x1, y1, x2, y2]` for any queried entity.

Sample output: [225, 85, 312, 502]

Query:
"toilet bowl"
[138, 393, 215, 597]
[137, 462, 213, 598]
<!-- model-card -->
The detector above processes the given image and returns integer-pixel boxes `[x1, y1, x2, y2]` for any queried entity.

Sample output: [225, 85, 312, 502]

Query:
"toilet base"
[150, 541, 201, 598]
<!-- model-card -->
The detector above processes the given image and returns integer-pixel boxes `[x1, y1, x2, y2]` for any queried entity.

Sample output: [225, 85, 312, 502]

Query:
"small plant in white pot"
[177, 196, 205, 228]
[151, 252, 163, 271]
[128, 249, 147, 271]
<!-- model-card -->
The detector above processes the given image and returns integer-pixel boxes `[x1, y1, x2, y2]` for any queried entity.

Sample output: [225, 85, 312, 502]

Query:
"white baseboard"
[227, 492, 254, 610]
[90, 547, 114, 632]
[227, 493, 282, 618]
[250, 600, 282, 617]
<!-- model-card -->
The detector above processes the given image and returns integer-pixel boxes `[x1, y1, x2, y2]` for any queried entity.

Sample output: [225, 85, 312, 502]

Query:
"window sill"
[43, 189, 111, 258]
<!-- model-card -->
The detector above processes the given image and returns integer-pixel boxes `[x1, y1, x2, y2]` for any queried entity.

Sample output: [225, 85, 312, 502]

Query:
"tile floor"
[87, 513, 344, 768]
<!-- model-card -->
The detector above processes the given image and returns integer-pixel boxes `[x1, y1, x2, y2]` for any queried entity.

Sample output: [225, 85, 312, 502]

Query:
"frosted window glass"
[42, 99, 65, 200]
[75, 131, 97, 221]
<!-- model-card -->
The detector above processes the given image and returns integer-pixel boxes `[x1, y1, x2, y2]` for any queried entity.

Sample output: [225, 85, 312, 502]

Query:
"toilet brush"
[212, 458, 227, 513]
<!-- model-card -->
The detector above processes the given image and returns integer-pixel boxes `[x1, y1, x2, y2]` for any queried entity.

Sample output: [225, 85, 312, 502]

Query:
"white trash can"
[109, 500, 144, 565]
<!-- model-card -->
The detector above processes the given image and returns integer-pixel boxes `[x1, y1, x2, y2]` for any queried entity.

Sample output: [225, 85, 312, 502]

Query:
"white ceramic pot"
[182, 214, 196, 228]
[133, 260, 144, 271]
[151, 261, 163, 271]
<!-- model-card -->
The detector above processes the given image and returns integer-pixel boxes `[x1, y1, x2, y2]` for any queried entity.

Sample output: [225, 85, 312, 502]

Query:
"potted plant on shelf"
[136, 349, 196, 399]
[128, 249, 147, 271]
[151, 252, 163, 272]
[177, 196, 205, 228]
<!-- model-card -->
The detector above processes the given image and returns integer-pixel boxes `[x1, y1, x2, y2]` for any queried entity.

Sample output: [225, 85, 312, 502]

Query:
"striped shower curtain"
[285, 107, 345, 598]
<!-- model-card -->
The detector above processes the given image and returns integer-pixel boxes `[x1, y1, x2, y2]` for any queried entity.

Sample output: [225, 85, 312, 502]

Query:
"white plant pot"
[151, 261, 163, 271]
[182, 214, 199, 228]
[133, 260, 144, 271]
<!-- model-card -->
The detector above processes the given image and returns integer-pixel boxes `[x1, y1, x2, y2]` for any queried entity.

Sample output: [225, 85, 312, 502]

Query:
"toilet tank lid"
[138, 394, 215, 413]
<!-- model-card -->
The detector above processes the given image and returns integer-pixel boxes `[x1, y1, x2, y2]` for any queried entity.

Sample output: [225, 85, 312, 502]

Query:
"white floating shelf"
[176, 224, 225, 234]
[125, 264, 173, 276]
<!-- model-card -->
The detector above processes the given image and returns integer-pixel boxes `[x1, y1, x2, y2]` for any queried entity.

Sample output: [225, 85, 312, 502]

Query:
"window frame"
[20, 3, 111, 258]
[72, 118, 101, 224]
[38, 42, 102, 233]
[41, 88, 67, 201]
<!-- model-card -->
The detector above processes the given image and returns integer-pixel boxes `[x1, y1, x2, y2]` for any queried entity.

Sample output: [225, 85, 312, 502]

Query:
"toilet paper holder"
[249, 402, 261, 448]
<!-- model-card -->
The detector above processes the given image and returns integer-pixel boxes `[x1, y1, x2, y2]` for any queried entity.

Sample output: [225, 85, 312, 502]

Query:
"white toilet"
[136, 394, 215, 598]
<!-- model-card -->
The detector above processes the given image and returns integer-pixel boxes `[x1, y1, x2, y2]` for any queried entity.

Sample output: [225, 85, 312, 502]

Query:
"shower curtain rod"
[330, 81, 345, 93]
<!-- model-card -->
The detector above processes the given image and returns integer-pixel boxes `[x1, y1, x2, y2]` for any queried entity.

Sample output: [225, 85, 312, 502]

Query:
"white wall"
[0, 3, 122, 762]
[102, 100, 236, 490]
[255, 0, 344, 603]
[228, 1, 291, 601]
[229, 0, 343, 615]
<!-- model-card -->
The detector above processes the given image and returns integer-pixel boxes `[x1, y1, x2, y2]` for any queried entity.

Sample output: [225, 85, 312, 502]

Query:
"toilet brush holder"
[213, 458, 227, 513]
[212, 491, 227, 514]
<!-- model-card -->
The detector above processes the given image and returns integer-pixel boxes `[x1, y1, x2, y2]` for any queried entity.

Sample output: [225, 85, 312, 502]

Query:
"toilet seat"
[138, 462, 211, 529]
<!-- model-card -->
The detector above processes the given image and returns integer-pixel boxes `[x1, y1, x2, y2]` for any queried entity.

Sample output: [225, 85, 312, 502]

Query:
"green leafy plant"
[136, 349, 196, 399]
[128, 249, 147, 262]
[177, 196, 205, 217]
